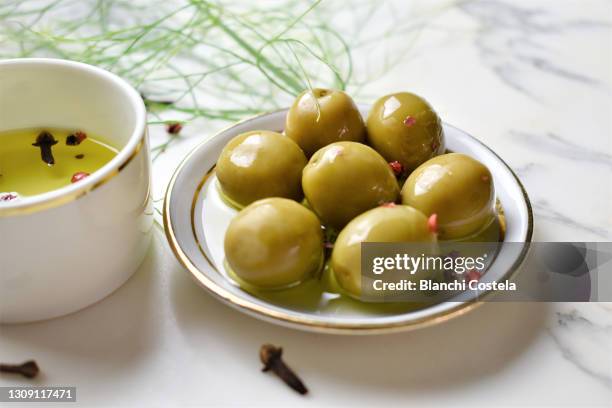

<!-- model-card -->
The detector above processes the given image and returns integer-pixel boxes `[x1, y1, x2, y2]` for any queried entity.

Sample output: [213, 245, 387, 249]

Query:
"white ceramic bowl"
[0, 59, 152, 323]
[164, 108, 533, 334]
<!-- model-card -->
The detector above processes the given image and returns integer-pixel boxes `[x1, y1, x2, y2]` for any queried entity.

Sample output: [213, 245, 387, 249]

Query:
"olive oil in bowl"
[0, 128, 118, 199]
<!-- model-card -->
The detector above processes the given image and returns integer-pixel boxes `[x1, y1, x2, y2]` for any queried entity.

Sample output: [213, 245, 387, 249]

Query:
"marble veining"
[533, 200, 611, 239]
[460, 0, 612, 100]
[462, 2, 612, 395]
[512, 162, 542, 178]
[548, 305, 612, 388]
[1, 0, 611, 405]
[509, 131, 612, 168]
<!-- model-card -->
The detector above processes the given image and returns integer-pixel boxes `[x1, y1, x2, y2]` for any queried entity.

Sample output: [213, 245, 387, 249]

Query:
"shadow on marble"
[169, 252, 551, 394]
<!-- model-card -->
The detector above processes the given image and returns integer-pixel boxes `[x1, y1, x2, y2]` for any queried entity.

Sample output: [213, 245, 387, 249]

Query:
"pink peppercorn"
[466, 269, 481, 282]
[389, 161, 403, 176]
[403, 116, 417, 127]
[427, 213, 438, 234]
[71, 172, 90, 183]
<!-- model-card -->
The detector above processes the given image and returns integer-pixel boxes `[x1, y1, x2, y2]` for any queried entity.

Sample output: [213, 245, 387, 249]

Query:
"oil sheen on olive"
[285, 88, 366, 157]
[302, 141, 399, 229]
[366, 92, 445, 172]
[401, 153, 495, 240]
[216, 130, 307, 208]
[224, 198, 324, 289]
[331, 205, 436, 298]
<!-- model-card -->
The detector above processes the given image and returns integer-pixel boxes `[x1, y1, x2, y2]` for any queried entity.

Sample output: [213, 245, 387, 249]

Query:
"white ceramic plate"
[164, 107, 533, 334]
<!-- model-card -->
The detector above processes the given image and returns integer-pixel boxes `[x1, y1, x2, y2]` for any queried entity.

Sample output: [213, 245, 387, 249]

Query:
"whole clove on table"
[260, 344, 308, 395]
[0, 360, 40, 379]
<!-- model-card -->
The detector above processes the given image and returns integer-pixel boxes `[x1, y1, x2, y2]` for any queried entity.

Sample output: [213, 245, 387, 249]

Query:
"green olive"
[302, 141, 399, 229]
[366, 92, 445, 172]
[331, 205, 436, 298]
[224, 198, 324, 289]
[216, 130, 307, 208]
[285, 88, 366, 156]
[401, 153, 495, 240]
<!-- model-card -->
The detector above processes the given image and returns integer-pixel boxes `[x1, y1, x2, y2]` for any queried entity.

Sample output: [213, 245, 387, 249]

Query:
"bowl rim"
[163, 109, 534, 334]
[0, 58, 147, 217]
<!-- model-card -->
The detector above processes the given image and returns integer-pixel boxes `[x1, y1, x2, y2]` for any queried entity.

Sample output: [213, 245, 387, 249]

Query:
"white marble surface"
[1, 0, 612, 406]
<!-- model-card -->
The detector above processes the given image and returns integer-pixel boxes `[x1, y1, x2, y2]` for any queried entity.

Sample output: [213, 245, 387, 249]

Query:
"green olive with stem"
[285, 88, 366, 157]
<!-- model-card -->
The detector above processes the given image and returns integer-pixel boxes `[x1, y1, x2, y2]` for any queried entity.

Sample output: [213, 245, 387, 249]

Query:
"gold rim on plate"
[163, 111, 534, 334]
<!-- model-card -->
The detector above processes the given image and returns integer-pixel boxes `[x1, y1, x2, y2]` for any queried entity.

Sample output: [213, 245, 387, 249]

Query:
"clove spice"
[0, 360, 40, 379]
[66, 131, 87, 146]
[260, 344, 308, 395]
[32, 131, 58, 166]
